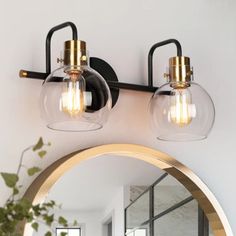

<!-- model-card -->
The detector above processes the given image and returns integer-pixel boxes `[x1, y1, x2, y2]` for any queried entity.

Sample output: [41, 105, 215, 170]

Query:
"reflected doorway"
[108, 221, 112, 236]
[103, 216, 113, 236]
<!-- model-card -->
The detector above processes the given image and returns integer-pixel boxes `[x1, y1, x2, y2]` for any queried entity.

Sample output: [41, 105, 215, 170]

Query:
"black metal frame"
[198, 207, 210, 236]
[20, 22, 78, 80]
[46, 22, 78, 74]
[19, 22, 183, 99]
[124, 173, 209, 236]
[148, 39, 182, 87]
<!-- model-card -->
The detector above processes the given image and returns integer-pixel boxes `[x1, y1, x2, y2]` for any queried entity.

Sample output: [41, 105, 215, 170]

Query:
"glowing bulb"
[60, 71, 86, 116]
[169, 88, 196, 126]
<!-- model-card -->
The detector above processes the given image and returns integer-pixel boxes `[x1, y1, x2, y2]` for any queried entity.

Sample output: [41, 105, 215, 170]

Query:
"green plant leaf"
[45, 231, 52, 236]
[58, 216, 68, 227]
[33, 137, 44, 151]
[60, 233, 67, 236]
[0, 219, 17, 233]
[43, 214, 54, 226]
[73, 220, 78, 226]
[27, 167, 41, 176]
[18, 198, 32, 215]
[38, 150, 47, 158]
[31, 222, 39, 232]
[13, 187, 19, 195]
[32, 204, 41, 216]
[43, 200, 56, 208]
[0, 173, 19, 188]
[0, 207, 5, 222]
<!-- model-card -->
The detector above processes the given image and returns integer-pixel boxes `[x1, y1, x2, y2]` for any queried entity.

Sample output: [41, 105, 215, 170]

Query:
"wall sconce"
[20, 22, 215, 141]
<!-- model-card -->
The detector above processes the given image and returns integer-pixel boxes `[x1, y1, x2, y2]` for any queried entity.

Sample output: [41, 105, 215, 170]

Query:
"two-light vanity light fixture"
[20, 22, 215, 141]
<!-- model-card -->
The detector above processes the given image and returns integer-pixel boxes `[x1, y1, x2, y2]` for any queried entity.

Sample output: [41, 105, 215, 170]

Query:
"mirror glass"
[33, 154, 213, 236]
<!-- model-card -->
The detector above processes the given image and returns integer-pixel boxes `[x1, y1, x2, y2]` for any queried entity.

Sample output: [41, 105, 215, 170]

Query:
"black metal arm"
[148, 39, 182, 87]
[107, 81, 158, 93]
[19, 22, 78, 79]
[46, 22, 78, 74]
[19, 21, 181, 96]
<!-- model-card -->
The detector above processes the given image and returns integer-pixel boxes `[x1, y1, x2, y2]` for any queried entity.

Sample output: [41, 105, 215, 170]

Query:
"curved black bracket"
[46, 22, 78, 74]
[19, 22, 183, 107]
[148, 39, 182, 87]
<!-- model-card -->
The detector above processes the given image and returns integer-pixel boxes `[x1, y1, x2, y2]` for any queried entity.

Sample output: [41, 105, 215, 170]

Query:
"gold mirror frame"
[22, 144, 233, 236]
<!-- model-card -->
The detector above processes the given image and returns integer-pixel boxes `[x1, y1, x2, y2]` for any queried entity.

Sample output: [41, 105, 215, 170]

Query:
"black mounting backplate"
[90, 57, 119, 108]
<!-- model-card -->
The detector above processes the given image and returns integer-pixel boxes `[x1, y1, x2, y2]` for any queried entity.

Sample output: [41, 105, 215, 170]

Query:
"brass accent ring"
[63, 40, 88, 67]
[169, 56, 192, 86]
[19, 70, 28, 78]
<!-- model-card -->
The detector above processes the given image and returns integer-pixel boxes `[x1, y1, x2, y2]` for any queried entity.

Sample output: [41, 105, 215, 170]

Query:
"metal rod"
[107, 81, 158, 93]
[124, 208, 127, 236]
[198, 207, 209, 236]
[148, 39, 182, 87]
[19, 70, 48, 80]
[150, 185, 154, 236]
[19, 72, 175, 96]
[18, 72, 158, 92]
[152, 196, 194, 221]
[46, 22, 78, 74]
[151, 172, 168, 187]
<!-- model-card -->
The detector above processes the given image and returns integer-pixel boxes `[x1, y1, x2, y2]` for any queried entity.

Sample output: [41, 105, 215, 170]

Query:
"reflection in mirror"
[154, 200, 198, 235]
[154, 174, 191, 215]
[32, 155, 213, 236]
[126, 190, 150, 229]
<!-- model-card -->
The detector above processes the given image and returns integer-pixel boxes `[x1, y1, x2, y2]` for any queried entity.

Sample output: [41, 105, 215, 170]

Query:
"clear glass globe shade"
[40, 65, 112, 131]
[149, 82, 215, 141]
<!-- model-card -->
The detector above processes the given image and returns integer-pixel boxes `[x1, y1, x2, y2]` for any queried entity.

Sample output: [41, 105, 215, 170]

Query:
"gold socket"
[63, 40, 88, 67]
[169, 56, 192, 88]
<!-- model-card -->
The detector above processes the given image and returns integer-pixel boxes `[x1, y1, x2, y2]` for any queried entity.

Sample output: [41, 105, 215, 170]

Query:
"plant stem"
[16, 145, 34, 176]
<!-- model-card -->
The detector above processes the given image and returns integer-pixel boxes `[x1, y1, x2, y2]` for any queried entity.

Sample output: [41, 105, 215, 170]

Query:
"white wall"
[0, 0, 236, 234]
[101, 187, 126, 236]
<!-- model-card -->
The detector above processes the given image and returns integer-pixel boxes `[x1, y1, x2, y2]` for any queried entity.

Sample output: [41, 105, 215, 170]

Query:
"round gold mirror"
[22, 144, 232, 236]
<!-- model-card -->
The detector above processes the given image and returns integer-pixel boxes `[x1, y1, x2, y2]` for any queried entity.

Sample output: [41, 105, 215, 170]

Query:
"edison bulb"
[149, 82, 215, 141]
[40, 65, 112, 132]
[169, 88, 196, 126]
[60, 71, 86, 116]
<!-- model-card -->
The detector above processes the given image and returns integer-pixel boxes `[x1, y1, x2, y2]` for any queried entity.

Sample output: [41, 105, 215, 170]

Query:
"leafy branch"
[0, 137, 76, 236]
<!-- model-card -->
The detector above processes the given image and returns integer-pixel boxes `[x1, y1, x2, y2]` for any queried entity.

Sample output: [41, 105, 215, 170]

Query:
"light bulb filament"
[60, 72, 85, 116]
[169, 89, 196, 126]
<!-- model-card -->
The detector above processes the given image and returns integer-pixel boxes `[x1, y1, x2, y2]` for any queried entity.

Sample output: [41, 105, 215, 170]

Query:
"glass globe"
[40, 65, 112, 131]
[149, 82, 215, 141]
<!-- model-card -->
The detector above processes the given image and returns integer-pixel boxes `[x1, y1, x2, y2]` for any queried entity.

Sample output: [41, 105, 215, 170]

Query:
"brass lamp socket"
[168, 56, 192, 88]
[63, 40, 88, 68]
